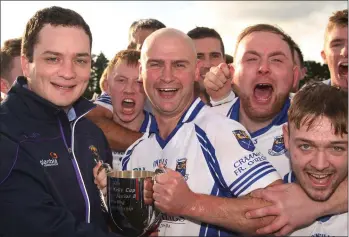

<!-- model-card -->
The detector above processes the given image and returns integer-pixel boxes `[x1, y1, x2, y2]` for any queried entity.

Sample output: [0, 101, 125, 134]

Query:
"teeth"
[309, 173, 330, 179]
[340, 62, 348, 66]
[159, 88, 178, 92]
[123, 99, 134, 103]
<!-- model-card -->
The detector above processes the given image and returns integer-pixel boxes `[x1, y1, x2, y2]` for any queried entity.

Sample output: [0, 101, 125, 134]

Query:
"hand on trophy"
[93, 161, 107, 196]
[153, 167, 198, 217]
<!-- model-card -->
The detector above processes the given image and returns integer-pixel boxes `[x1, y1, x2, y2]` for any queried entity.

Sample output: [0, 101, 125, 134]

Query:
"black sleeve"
[0, 135, 123, 237]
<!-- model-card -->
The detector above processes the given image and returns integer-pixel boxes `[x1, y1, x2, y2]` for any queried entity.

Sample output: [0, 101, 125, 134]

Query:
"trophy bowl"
[107, 170, 163, 237]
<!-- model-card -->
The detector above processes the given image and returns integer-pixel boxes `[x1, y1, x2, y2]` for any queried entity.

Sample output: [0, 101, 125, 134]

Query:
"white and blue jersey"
[212, 97, 291, 177]
[121, 98, 281, 236]
[284, 172, 348, 237]
[111, 110, 156, 170]
[94, 92, 153, 113]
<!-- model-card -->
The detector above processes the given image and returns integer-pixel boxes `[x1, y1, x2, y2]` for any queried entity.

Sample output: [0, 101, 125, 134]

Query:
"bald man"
[95, 28, 283, 236]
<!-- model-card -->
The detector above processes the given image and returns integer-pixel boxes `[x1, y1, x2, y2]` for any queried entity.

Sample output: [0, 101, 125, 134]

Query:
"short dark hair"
[225, 54, 234, 64]
[293, 42, 304, 68]
[288, 81, 348, 136]
[129, 18, 166, 42]
[187, 27, 225, 55]
[22, 6, 92, 62]
[234, 24, 295, 63]
[1, 37, 22, 81]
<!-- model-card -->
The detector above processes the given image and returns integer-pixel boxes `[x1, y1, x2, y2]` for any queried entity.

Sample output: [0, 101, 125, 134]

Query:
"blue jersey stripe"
[121, 138, 145, 170]
[229, 161, 270, 190]
[235, 168, 277, 196]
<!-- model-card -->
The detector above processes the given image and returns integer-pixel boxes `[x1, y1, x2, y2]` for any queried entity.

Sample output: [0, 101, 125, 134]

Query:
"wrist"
[210, 91, 235, 106]
[180, 192, 200, 218]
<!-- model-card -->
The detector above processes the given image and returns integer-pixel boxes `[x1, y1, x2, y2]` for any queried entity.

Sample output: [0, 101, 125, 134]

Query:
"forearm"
[318, 178, 348, 216]
[181, 193, 275, 235]
[90, 117, 142, 151]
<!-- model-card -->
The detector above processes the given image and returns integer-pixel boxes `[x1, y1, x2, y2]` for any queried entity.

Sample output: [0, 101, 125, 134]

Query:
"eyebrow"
[330, 38, 346, 44]
[244, 50, 288, 58]
[294, 138, 348, 145]
[42, 50, 90, 57]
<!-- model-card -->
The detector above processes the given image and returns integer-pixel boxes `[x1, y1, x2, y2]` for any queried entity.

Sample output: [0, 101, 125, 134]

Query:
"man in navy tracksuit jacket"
[0, 77, 120, 237]
[0, 6, 122, 237]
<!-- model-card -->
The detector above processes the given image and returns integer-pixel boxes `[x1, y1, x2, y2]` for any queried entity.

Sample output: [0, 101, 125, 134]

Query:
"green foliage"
[83, 52, 109, 100]
[299, 60, 330, 88]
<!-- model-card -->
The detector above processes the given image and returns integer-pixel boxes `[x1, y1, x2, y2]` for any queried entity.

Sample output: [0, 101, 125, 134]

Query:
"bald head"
[140, 28, 197, 64]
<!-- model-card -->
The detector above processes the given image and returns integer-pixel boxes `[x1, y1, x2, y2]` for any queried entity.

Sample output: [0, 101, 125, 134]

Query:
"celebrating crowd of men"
[0, 5, 348, 237]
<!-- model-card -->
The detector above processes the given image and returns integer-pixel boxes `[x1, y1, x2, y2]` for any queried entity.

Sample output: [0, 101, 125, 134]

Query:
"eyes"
[298, 143, 347, 153]
[148, 61, 187, 69]
[44, 57, 89, 65]
[244, 57, 284, 63]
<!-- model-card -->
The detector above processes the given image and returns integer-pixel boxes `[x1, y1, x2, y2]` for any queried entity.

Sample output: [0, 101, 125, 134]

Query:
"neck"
[113, 112, 145, 132]
[239, 107, 274, 134]
[154, 112, 183, 140]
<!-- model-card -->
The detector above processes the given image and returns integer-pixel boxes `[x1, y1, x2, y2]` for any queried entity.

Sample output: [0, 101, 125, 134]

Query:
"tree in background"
[299, 60, 330, 88]
[83, 52, 109, 99]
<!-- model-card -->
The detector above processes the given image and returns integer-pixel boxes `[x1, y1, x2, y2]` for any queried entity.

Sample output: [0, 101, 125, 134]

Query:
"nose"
[58, 60, 76, 80]
[124, 80, 136, 94]
[340, 42, 348, 58]
[161, 65, 174, 83]
[310, 151, 330, 171]
[258, 60, 270, 76]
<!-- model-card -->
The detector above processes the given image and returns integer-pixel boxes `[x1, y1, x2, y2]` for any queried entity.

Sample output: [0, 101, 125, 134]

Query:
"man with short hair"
[0, 6, 121, 236]
[322, 9, 348, 90]
[248, 82, 348, 236]
[203, 23, 348, 235]
[0, 37, 23, 101]
[86, 18, 166, 152]
[101, 49, 155, 170]
[187, 26, 226, 104]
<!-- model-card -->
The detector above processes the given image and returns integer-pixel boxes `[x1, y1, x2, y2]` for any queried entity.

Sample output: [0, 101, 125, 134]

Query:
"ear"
[321, 50, 327, 64]
[21, 55, 30, 78]
[138, 63, 144, 83]
[292, 65, 300, 91]
[282, 124, 290, 150]
[195, 60, 203, 82]
[0, 78, 10, 94]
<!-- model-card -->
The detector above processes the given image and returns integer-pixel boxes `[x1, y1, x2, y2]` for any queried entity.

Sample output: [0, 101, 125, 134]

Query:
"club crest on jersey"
[176, 158, 188, 181]
[89, 145, 101, 163]
[232, 130, 255, 152]
[268, 135, 287, 156]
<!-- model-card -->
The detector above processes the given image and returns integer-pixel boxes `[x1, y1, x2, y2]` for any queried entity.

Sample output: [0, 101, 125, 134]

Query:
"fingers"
[249, 188, 275, 202]
[256, 216, 287, 235]
[144, 178, 154, 205]
[93, 162, 107, 191]
[218, 63, 232, 79]
[245, 205, 281, 219]
[93, 161, 102, 178]
[275, 225, 294, 236]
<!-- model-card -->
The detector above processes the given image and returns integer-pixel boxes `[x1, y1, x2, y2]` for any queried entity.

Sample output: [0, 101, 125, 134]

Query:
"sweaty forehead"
[236, 31, 292, 58]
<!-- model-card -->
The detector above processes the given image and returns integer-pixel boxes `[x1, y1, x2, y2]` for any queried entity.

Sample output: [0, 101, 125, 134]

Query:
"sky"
[1, 1, 347, 63]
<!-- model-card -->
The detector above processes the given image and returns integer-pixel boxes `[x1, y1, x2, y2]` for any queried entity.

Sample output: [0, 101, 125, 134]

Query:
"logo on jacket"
[175, 158, 188, 181]
[232, 130, 255, 152]
[40, 152, 59, 167]
[268, 135, 287, 156]
[89, 145, 101, 163]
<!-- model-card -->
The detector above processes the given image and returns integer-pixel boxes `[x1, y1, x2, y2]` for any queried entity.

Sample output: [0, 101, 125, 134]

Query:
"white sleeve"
[94, 92, 113, 112]
[205, 118, 281, 197]
[210, 100, 234, 116]
[210, 90, 236, 106]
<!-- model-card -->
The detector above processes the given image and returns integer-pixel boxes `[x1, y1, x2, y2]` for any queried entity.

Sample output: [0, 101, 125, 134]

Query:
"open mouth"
[122, 98, 135, 109]
[338, 62, 348, 78]
[307, 172, 333, 187]
[51, 82, 75, 90]
[253, 83, 273, 102]
[157, 88, 179, 98]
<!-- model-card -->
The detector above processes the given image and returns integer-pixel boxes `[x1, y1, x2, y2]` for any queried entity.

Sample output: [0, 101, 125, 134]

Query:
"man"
[291, 43, 307, 93]
[187, 26, 226, 104]
[102, 49, 155, 170]
[248, 82, 348, 236]
[95, 27, 284, 236]
[127, 18, 166, 50]
[0, 37, 23, 101]
[203, 24, 348, 235]
[322, 9, 348, 90]
[0, 6, 121, 236]
[86, 18, 166, 152]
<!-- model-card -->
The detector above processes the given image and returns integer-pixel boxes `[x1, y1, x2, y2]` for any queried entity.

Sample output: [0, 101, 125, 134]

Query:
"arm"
[153, 168, 282, 235]
[86, 104, 142, 151]
[246, 178, 348, 235]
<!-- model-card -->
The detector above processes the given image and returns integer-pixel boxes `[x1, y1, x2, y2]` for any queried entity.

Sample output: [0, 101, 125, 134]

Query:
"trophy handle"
[142, 167, 167, 236]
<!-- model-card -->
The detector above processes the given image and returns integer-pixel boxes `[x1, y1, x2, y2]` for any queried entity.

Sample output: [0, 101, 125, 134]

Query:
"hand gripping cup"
[107, 168, 165, 236]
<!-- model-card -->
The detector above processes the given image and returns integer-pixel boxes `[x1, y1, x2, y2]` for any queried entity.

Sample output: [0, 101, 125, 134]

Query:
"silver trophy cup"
[107, 169, 164, 236]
